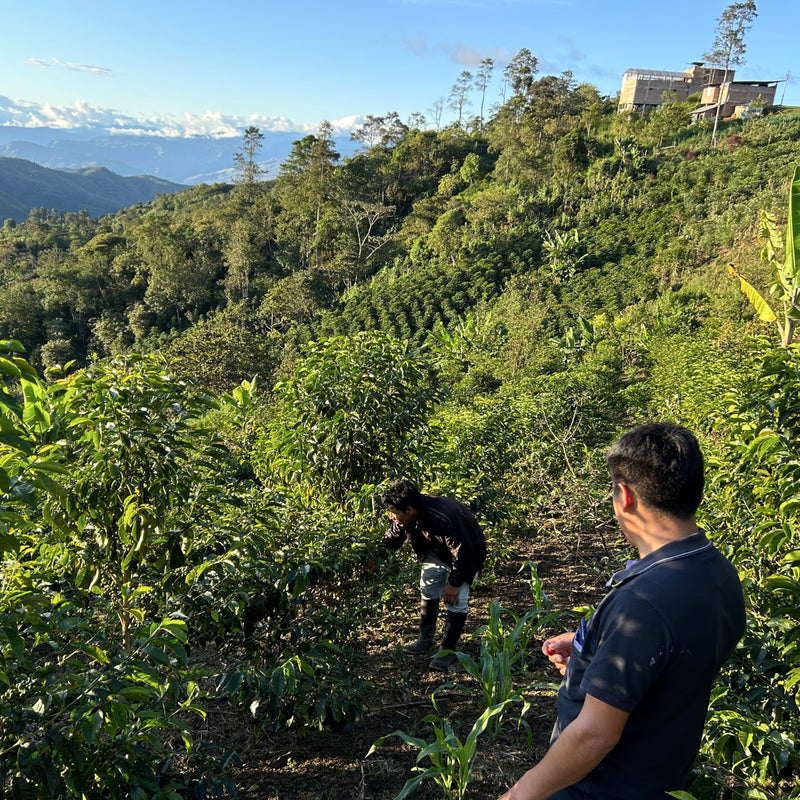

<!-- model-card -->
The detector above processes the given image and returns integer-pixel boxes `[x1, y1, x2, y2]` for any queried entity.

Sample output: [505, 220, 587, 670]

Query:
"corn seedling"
[366, 701, 509, 800]
[454, 599, 563, 741]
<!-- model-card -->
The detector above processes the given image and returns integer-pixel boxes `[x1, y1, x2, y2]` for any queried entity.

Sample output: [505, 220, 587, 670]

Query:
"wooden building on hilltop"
[619, 62, 778, 120]
[691, 79, 778, 121]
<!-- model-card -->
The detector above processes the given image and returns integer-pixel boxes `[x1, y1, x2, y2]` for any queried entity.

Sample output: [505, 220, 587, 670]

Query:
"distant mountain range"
[0, 126, 357, 186]
[0, 157, 186, 222]
[0, 125, 359, 222]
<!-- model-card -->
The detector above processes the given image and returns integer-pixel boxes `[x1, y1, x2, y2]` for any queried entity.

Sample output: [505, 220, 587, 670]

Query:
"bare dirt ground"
[209, 523, 624, 800]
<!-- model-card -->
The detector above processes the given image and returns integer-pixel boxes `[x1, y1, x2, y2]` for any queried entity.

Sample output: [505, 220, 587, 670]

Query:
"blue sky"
[2, 0, 797, 136]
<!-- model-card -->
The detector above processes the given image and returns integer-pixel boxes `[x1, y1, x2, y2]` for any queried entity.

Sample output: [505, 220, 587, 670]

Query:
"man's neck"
[633, 516, 699, 558]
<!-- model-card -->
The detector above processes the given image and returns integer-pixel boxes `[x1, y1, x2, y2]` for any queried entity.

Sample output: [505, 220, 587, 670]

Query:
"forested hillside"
[1, 59, 799, 799]
[0, 157, 185, 222]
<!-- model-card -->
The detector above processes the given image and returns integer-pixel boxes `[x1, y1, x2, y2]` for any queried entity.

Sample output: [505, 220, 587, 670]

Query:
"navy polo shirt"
[550, 531, 745, 800]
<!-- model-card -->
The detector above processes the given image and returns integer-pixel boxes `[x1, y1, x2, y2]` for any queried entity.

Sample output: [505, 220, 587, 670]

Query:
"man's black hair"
[606, 422, 704, 519]
[381, 479, 423, 511]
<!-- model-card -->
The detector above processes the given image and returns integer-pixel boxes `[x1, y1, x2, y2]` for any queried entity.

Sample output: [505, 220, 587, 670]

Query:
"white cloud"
[404, 36, 514, 69]
[557, 36, 586, 63]
[447, 44, 514, 68]
[26, 57, 112, 75]
[51, 58, 112, 76]
[0, 96, 362, 138]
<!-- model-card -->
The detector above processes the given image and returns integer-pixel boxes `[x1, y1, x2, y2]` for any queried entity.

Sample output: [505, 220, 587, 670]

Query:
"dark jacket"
[383, 494, 486, 586]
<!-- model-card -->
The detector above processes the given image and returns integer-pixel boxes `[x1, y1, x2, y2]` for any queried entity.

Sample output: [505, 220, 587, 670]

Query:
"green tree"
[540, 71, 576, 191]
[328, 154, 396, 287]
[222, 182, 278, 301]
[703, 0, 758, 146]
[274, 123, 340, 272]
[476, 58, 494, 130]
[350, 112, 408, 151]
[163, 306, 284, 393]
[135, 213, 218, 328]
[258, 269, 328, 327]
[646, 92, 692, 148]
[502, 48, 538, 108]
[0, 347, 244, 799]
[234, 125, 265, 187]
[263, 331, 439, 504]
[0, 340, 63, 554]
[449, 70, 473, 129]
[0, 280, 45, 353]
[429, 207, 466, 268]
[47, 356, 237, 648]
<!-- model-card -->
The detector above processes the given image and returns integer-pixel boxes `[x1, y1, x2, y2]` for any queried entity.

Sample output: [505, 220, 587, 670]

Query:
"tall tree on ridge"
[703, 1, 758, 147]
[234, 126, 264, 188]
[449, 70, 474, 128]
[428, 97, 446, 131]
[275, 122, 340, 271]
[228, 126, 273, 300]
[476, 57, 494, 130]
[503, 47, 538, 116]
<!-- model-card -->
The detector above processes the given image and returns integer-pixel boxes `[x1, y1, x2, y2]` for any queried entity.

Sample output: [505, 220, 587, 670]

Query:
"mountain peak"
[0, 157, 186, 222]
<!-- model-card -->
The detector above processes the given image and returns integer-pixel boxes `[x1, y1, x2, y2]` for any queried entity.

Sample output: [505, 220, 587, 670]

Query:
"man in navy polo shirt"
[499, 422, 745, 800]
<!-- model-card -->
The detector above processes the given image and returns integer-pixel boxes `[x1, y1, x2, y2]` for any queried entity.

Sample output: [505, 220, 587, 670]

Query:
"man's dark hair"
[381, 479, 423, 511]
[606, 422, 704, 519]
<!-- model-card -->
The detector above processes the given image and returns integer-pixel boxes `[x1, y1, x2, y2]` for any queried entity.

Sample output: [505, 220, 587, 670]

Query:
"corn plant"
[367, 700, 509, 800]
[453, 594, 565, 740]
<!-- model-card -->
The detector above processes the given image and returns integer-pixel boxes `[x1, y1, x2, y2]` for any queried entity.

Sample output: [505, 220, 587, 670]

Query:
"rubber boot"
[430, 611, 467, 670]
[405, 598, 440, 653]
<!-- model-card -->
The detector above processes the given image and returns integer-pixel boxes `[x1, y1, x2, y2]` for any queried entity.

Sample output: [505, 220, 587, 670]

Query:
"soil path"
[216, 524, 622, 799]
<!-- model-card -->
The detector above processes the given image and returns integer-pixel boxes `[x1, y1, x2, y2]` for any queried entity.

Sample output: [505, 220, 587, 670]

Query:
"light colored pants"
[420, 552, 470, 613]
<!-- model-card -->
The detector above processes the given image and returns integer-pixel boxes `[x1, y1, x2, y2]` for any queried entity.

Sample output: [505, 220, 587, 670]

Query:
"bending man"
[381, 479, 486, 670]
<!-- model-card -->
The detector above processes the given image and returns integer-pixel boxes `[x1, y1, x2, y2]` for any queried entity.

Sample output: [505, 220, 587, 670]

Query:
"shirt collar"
[607, 530, 711, 588]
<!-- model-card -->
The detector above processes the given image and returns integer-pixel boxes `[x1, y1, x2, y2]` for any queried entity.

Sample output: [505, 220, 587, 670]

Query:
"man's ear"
[618, 482, 637, 512]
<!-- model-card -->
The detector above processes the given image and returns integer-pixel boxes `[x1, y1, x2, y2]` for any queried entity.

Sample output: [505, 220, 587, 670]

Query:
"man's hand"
[496, 694, 629, 799]
[442, 582, 461, 606]
[542, 631, 575, 676]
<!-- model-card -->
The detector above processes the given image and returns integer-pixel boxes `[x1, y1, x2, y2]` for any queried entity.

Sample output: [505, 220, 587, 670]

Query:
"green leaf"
[393, 773, 429, 800]
[728, 266, 777, 322]
[0, 356, 22, 378]
[785, 164, 800, 281]
[106, 699, 130, 732]
[76, 644, 111, 664]
[22, 401, 50, 431]
[1, 626, 25, 660]
[11, 775, 37, 800]
[81, 710, 104, 745]
[12, 357, 38, 380]
[271, 666, 286, 700]
[159, 618, 188, 643]
[30, 460, 70, 476]
[142, 645, 171, 667]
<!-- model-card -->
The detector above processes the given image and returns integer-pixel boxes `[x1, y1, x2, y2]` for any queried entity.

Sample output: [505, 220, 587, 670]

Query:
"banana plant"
[729, 165, 800, 347]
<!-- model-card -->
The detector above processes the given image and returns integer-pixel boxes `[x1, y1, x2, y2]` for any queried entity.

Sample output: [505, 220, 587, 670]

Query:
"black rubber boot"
[405, 598, 440, 653]
[430, 611, 467, 670]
